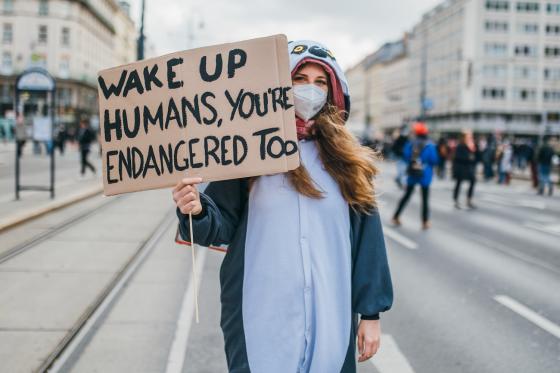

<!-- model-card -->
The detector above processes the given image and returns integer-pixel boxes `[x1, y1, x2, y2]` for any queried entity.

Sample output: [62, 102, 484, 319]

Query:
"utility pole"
[137, 0, 145, 60]
[419, 25, 428, 122]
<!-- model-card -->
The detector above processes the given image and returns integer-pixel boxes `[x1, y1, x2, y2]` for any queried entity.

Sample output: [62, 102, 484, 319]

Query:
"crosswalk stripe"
[371, 334, 415, 373]
[384, 227, 418, 250]
[494, 295, 560, 339]
[165, 248, 208, 373]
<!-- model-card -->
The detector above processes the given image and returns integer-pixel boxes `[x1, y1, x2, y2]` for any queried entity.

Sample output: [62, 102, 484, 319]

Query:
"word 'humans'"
[98, 48, 248, 99]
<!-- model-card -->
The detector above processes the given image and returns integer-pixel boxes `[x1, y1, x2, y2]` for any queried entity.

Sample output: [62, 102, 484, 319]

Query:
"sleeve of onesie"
[351, 207, 394, 320]
[176, 178, 248, 247]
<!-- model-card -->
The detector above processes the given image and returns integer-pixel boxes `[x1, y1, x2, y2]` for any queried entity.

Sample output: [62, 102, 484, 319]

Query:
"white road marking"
[384, 227, 418, 250]
[494, 295, 560, 339]
[481, 195, 546, 210]
[524, 222, 560, 237]
[165, 247, 207, 373]
[371, 334, 415, 373]
[468, 233, 560, 276]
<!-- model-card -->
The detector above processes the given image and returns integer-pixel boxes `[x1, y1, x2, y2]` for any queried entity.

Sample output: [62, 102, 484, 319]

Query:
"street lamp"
[137, 0, 145, 60]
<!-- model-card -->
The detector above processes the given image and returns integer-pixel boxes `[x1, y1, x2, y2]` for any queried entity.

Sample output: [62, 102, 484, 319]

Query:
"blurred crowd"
[366, 125, 559, 197]
[362, 122, 558, 230]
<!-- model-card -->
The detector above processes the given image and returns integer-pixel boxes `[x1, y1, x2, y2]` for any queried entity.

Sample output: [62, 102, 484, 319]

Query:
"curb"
[0, 185, 104, 233]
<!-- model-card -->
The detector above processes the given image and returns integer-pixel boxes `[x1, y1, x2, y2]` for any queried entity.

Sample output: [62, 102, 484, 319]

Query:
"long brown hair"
[251, 104, 380, 213]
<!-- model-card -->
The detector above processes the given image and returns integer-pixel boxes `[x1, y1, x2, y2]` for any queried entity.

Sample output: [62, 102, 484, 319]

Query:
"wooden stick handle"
[189, 212, 200, 324]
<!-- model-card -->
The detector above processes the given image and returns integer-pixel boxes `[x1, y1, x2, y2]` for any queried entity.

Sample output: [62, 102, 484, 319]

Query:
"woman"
[173, 40, 393, 373]
[452, 131, 477, 209]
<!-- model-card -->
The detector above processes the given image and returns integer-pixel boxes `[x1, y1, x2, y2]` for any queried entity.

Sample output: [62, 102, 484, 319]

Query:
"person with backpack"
[536, 137, 555, 196]
[392, 122, 439, 230]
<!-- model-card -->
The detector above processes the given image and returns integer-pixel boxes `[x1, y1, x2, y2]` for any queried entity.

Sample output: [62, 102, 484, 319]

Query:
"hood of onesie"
[288, 40, 351, 120]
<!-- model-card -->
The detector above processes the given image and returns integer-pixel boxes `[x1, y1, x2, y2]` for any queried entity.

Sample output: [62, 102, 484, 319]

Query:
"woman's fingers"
[178, 192, 197, 206]
[173, 185, 197, 203]
[178, 199, 202, 215]
[358, 337, 380, 362]
[172, 178, 201, 202]
[172, 177, 202, 194]
[357, 332, 364, 357]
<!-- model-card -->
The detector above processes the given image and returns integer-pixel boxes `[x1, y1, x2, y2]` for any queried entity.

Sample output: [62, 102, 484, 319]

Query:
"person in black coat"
[77, 119, 96, 176]
[453, 131, 478, 209]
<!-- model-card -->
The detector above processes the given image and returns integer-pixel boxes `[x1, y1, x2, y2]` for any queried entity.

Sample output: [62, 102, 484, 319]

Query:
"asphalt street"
[0, 160, 558, 373]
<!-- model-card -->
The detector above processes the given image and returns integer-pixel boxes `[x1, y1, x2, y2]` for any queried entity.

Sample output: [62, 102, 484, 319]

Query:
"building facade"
[346, 38, 409, 138]
[0, 0, 136, 128]
[348, 0, 560, 138]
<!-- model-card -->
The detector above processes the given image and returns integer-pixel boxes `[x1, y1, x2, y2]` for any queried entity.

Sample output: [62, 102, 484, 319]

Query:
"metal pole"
[419, 26, 428, 121]
[50, 90, 55, 199]
[137, 0, 145, 60]
[14, 88, 19, 200]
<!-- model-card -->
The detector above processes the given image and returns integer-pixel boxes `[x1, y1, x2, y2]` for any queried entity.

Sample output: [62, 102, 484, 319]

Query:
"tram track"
[0, 194, 124, 265]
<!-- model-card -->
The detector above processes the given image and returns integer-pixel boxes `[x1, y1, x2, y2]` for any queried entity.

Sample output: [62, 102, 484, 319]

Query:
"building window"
[517, 23, 539, 33]
[2, 23, 12, 44]
[543, 90, 560, 102]
[544, 67, 560, 80]
[544, 46, 560, 57]
[486, 1, 510, 11]
[514, 44, 538, 57]
[485, 20, 509, 32]
[1, 51, 12, 74]
[483, 64, 508, 78]
[546, 3, 560, 14]
[38, 0, 48, 15]
[3, 0, 14, 13]
[59, 57, 70, 78]
[545, 24, 560, 35]
[485, 42, 508, 56]
[514, 66, 538, 79]
[516, 2, 540, 12]
[61, 27, 70, 46]
[482, 87, 506, 99]
[38, 25, 47, 44]
[513, 88, 536, 101]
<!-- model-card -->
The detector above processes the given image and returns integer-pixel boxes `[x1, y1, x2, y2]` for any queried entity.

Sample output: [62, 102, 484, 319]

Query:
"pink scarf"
[296, 117, 315, 140]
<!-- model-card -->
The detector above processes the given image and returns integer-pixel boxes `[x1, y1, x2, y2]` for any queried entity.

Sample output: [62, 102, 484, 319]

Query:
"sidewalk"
[0, 142, 103, 232]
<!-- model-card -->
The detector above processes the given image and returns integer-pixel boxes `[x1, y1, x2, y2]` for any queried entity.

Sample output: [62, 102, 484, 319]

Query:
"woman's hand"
[357, 319, 381, 362]
[173, 177, 203, 215]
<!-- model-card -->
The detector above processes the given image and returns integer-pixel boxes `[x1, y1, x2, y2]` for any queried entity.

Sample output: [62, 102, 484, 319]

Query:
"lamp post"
[137, 0, 145, 60]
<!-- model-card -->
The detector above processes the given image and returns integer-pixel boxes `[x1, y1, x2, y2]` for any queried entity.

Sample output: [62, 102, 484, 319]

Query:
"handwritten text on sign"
[97, 35, 299, 196]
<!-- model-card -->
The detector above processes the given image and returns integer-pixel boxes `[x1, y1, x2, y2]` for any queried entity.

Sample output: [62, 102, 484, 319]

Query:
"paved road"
[0, 161, 558, 372]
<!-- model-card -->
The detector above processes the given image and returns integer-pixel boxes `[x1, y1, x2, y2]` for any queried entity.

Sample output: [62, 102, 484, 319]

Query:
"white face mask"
[293, 84, 327, 121]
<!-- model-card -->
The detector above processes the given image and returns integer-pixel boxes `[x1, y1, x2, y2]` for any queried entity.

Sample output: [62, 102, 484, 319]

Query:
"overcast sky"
[126, 0, 442, 70]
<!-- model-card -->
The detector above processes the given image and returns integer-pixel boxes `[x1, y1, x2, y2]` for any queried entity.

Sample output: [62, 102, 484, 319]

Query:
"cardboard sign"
[98, 34, 299, 196]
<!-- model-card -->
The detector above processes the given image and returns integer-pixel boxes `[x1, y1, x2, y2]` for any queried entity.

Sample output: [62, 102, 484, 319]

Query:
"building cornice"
[71, 0, 116, 35]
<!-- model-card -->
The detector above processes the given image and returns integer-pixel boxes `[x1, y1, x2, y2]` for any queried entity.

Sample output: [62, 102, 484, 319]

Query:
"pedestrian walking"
[497, 140, 513, 185]
[436, 137, 449, 179]
[481, 134, 496, 181]
[392, 122, 439, 230]
[55, 124, 68, 155]
[452, 131, 477, 209]
[174, 40, 393, 373]
[77, 119, 96, 176]
[392, 125, 409, 189]
[536, 137, 555, 196]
